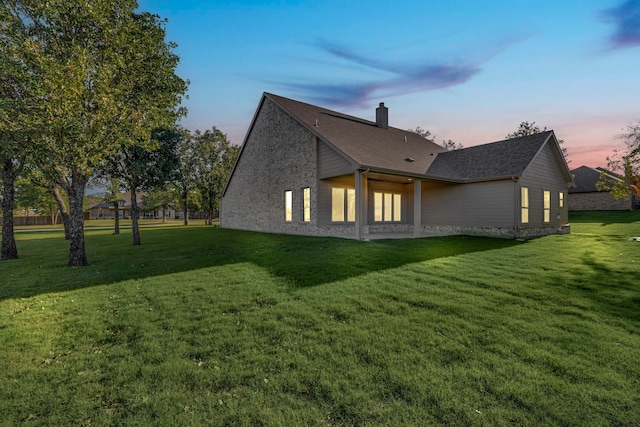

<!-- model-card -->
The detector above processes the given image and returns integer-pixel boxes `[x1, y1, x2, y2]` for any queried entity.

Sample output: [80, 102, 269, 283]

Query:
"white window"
[331, 187, 356, 222]
[543, 190, 550, 223]
[374, 192, 383, 221]
[393, 194, 401, 221]
[347, 188, 356, 222]
[559, 192, 564, 208]
[521, 187, 529, 224]
[374, 192, 401, 222]
[285, 190, 292, 222]
[303, 187, 310, 222]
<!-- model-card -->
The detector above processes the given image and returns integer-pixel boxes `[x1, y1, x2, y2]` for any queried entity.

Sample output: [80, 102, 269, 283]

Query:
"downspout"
[513, 176, 519, 239]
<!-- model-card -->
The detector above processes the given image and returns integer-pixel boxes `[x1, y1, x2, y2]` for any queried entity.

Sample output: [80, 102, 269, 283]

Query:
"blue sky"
[138, 0, 640, 167]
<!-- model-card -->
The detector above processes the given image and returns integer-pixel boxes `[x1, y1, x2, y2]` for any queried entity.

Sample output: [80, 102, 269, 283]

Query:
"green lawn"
[1, 212, 639, 425]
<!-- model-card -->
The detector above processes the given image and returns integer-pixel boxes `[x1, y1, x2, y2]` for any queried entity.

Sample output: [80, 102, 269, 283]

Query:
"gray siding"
[519, 142, 571, 227]
[318, 142, 354, 179]
[421, 179, 516, 227]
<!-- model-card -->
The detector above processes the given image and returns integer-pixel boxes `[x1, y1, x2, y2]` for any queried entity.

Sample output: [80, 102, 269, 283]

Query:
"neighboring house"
[86, 199, 127, 220]
[86, 192, 179, 220]
[220, 93, 574, 239]
[569, 165, 638, 211]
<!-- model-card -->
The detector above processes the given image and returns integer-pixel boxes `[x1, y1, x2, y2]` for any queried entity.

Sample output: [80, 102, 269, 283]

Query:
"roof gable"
[569, 165, 620, 193]
[426, 131, 556, 182]
[265, 93, 447, 176]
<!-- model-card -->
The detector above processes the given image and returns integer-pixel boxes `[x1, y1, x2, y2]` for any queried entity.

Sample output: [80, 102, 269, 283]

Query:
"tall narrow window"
[543, 190, 550, 223]
[559, 192, 564, 208]
[521, 187, 529, 224]
[347, 189, 356, 222]
[374, 192, 383, 221]
[285, 191, 292, 222]
[393, 194, 401, 221]
[383, 193, 392, 221]
[303, 187, 310, 222]
[332, 188, 345, 222]
[374, 192, 402, 222]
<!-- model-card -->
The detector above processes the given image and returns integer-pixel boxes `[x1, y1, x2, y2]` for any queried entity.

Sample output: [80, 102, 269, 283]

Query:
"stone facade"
[221, 97, 320, 235]
[421, 224, 570, 239]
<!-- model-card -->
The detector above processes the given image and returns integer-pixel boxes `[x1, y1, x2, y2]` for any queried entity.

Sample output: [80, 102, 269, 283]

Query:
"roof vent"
[314, 118, 318, 127]
[404, 136, 407, 142]
[404, 157, 415, 163]
[376, 102, 388, 129]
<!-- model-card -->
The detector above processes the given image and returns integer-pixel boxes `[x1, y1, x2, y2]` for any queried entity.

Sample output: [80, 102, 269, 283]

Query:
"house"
[85, 192, 179, 220]
[569, 165, 638, 211]
[220, 93, 574, 239]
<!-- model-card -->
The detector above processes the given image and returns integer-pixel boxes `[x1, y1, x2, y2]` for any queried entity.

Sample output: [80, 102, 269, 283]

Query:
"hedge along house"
[220, 93, 574, 239]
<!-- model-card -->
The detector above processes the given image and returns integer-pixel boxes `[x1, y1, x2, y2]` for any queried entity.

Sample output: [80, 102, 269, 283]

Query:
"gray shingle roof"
[266, 93, 447, 176]
[263, 93, 571, 184]
[426, 131, 554, 181]
[569, 165, 619, 193]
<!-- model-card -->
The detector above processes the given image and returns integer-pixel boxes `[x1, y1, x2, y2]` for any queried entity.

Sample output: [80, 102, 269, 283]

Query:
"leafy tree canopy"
[1, 0, 188, 264]
[411, 127, 463, 150]
[506, 121, 570, 164]
[597, 122, 640, 200]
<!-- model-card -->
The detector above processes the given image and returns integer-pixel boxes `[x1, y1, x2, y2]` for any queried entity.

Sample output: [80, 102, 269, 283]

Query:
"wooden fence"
[0, 215, 57, 226]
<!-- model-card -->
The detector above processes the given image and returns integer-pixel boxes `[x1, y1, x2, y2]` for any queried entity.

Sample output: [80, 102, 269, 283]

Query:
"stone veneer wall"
[221, 97, 320, 235]
[421, 224, 570, 239]
[569, 192, 633, 211]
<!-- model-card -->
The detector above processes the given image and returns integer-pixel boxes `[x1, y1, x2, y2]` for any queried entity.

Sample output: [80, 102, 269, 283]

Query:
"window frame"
[331, 186, 356, 223]
[373, 191, 402, 222]
[543, 190, 551, 223]
[302, 187, 311, 222]
[521, 187, 529, 224]
[284, 190, 292, 222]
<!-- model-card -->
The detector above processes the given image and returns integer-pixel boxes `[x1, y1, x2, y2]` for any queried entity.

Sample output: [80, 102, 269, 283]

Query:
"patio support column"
[355, 170, 363, 240]
[413, 180, 422, 237]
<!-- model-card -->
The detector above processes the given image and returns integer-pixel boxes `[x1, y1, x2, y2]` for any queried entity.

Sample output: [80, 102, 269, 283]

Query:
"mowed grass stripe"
[0, 212, 639, 425]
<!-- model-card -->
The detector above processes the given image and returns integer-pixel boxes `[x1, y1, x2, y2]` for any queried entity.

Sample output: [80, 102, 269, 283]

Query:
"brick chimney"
[376, 102, 388, 129]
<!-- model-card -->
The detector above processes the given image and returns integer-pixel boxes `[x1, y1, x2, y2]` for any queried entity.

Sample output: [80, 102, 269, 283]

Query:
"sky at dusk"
[137, 0, 640, 168]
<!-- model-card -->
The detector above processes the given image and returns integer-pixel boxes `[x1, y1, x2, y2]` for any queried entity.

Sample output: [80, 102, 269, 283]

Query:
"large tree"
[1, 0, 187, 265]
[174, 129, 199, 225]
[597, 122, 640, 200]
[103, 128, 181, 245]
[506, 121, 570, 163]
[190, 128, 239, 225]
[0, 1, 44, 259]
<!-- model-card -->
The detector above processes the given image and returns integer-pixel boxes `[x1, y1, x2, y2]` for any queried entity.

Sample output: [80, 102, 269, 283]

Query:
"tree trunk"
[112, 201, 120, 235]
[50, 186, 70, 239]
[66, 176, 88, 267]
[208, 195, 214, 225]
[162, 207, 166, 223]
[1, 164, 19, 260]
[183, 190, 189, 226]
[130, 186, 141, 245]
